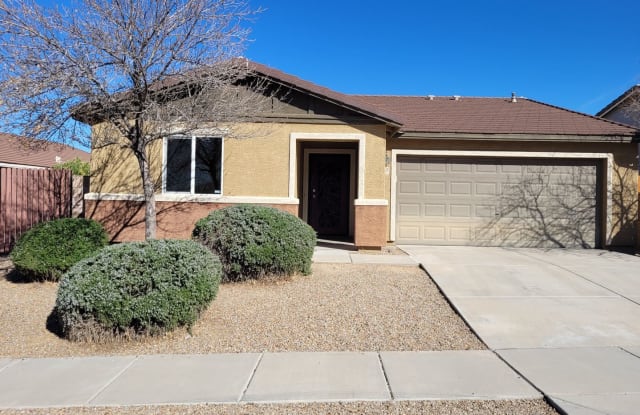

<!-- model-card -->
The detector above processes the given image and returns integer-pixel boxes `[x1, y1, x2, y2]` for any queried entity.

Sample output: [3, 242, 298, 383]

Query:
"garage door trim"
[389, 149, 613, 245]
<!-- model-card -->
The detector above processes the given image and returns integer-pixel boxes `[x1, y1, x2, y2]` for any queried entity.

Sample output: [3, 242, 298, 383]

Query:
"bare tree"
[0, 0, 265, 239]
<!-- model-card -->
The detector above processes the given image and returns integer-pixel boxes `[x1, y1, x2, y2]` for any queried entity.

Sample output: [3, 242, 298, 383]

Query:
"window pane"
[166, 138, 191, 192]
[195, 137, 221, 194]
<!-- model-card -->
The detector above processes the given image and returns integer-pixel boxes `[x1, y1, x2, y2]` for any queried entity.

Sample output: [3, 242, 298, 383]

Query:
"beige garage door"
[396, 157, 601, 248]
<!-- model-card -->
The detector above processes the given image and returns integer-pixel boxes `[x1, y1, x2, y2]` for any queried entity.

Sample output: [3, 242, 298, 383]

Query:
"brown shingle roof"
[72, 59, 640, 139]
[248, 61, 638, 138]
[354, 95, 639, 137]
[0, 133, 90, 168]
[72, 60, 405, 127]
[247, 61, 403, 126]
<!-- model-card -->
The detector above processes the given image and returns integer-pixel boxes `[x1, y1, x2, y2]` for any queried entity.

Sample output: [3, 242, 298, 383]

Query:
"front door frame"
[289, 132, 366, 200]
[303, 148, 356, 237]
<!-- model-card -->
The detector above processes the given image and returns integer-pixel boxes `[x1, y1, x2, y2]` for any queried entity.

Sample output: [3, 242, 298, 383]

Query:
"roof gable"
[597, 85, 640, 118]
[247, 61, 403, 126]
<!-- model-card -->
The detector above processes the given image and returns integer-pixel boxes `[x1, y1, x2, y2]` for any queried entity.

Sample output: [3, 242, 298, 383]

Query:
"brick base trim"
[354, 204, 388, 249]
[86, 199, 299, 242]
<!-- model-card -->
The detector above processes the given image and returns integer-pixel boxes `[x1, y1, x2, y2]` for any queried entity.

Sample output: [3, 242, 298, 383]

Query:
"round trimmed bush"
[54, 239, 221, 341]
[193, 205, 317, 281]
[10, 218, 109, 281]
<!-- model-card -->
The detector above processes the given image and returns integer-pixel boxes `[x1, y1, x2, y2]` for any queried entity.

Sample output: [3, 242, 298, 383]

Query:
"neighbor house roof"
[355, 95, 639, 138]
[0, 133, 90, 168]
[596, 85, 640, 118]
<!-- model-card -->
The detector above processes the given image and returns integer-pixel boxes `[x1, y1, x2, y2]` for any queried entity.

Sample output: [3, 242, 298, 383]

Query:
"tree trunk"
[143, 178, 157, 240]
[137, 146, 157, 240]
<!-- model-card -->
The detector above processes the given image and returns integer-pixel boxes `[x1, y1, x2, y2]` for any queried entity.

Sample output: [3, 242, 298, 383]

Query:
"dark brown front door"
[307, 153, 351, 237]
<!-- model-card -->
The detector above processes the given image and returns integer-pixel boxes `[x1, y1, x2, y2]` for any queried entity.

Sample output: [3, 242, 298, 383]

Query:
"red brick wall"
[354, 204, 388, 249]
[86, 199, 299, 242]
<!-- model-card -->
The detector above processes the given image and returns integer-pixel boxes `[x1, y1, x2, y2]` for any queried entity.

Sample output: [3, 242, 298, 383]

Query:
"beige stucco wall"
[90, 123, 163, 194]
[223, 122, 387, 198]
[90, 121, 388, 199]
[386, 139, 639, 247]
[362, 127, 388, 199]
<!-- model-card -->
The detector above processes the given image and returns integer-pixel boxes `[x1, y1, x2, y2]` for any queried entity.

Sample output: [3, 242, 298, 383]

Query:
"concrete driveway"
[400, 246, 640, 415]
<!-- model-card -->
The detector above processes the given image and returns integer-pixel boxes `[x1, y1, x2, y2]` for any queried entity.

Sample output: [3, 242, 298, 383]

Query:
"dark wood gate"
[0, 167, 74, 253]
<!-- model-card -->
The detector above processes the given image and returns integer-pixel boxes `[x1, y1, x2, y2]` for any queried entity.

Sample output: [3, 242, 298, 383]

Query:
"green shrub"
[54, 239, 221, 341]
[52, 157, 90, 176]
[10, 218, 109, 281]
[193, 205, 317, 282]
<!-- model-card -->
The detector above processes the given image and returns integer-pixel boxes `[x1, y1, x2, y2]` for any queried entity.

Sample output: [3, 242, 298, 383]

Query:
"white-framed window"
[163, 136, 222, 194]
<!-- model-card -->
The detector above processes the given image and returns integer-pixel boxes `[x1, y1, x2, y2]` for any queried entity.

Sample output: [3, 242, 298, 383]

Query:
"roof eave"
[395, 131, 637, 143]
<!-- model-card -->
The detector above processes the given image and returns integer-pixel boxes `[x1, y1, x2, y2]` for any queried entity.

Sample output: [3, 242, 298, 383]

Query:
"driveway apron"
[401, 246, 640, 415]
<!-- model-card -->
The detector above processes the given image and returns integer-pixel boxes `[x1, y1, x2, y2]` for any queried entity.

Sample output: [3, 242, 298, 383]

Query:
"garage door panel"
[500, 164, 523, 174]
[424, 159, 447, 172]
[425, 181, 446, 195]
[475, 164, 498, 173]
[449, 227, 472, 241]
[398, 159, 421, 172]
[398, 181, 421, 194]
[475, 182, 498, 195]
[450, 163, 472, 172]
[475, 205, 495, 218]
[450, 182, 472, 195]
[449, 204, 472, 217]
[397, 225, 421, 241]
[425, 204, 446, 216]
[398, 203, 420, 217]
[424, 226, 446, 241]
[396, 157, 600, 248]
[474, 227, 497, 243]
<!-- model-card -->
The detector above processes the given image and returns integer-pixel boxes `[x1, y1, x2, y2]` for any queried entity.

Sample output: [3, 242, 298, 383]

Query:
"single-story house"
[0, 133, 90, 169]
[80, 62, 640, 249]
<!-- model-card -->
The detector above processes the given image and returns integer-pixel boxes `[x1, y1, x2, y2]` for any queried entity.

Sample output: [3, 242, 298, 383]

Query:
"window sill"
[85, 192, 300, 205]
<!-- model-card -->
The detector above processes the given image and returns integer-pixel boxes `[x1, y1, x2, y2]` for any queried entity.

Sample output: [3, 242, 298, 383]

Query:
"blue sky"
[246, 0, 640, 115]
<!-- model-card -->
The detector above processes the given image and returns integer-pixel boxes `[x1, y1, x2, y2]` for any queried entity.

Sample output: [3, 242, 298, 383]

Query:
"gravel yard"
[0, 400, 559, 415]
[0, 257, 560, 415]
[0, 261, 483, 357]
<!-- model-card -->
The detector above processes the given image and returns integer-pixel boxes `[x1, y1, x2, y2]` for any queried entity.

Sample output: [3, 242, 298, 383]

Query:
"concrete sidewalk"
[0, 351, 540, 409]
[312, 242, 417, 265]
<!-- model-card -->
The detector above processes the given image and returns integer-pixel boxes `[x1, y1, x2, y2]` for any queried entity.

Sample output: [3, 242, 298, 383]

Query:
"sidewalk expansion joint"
[511, 249, 638, 304]
[621, 346, 640, 359]
[238, 352, 263, 402]
[376, 352, 394, 400]
[86, 356, 139, 405]
[491, 350, 566, 415]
